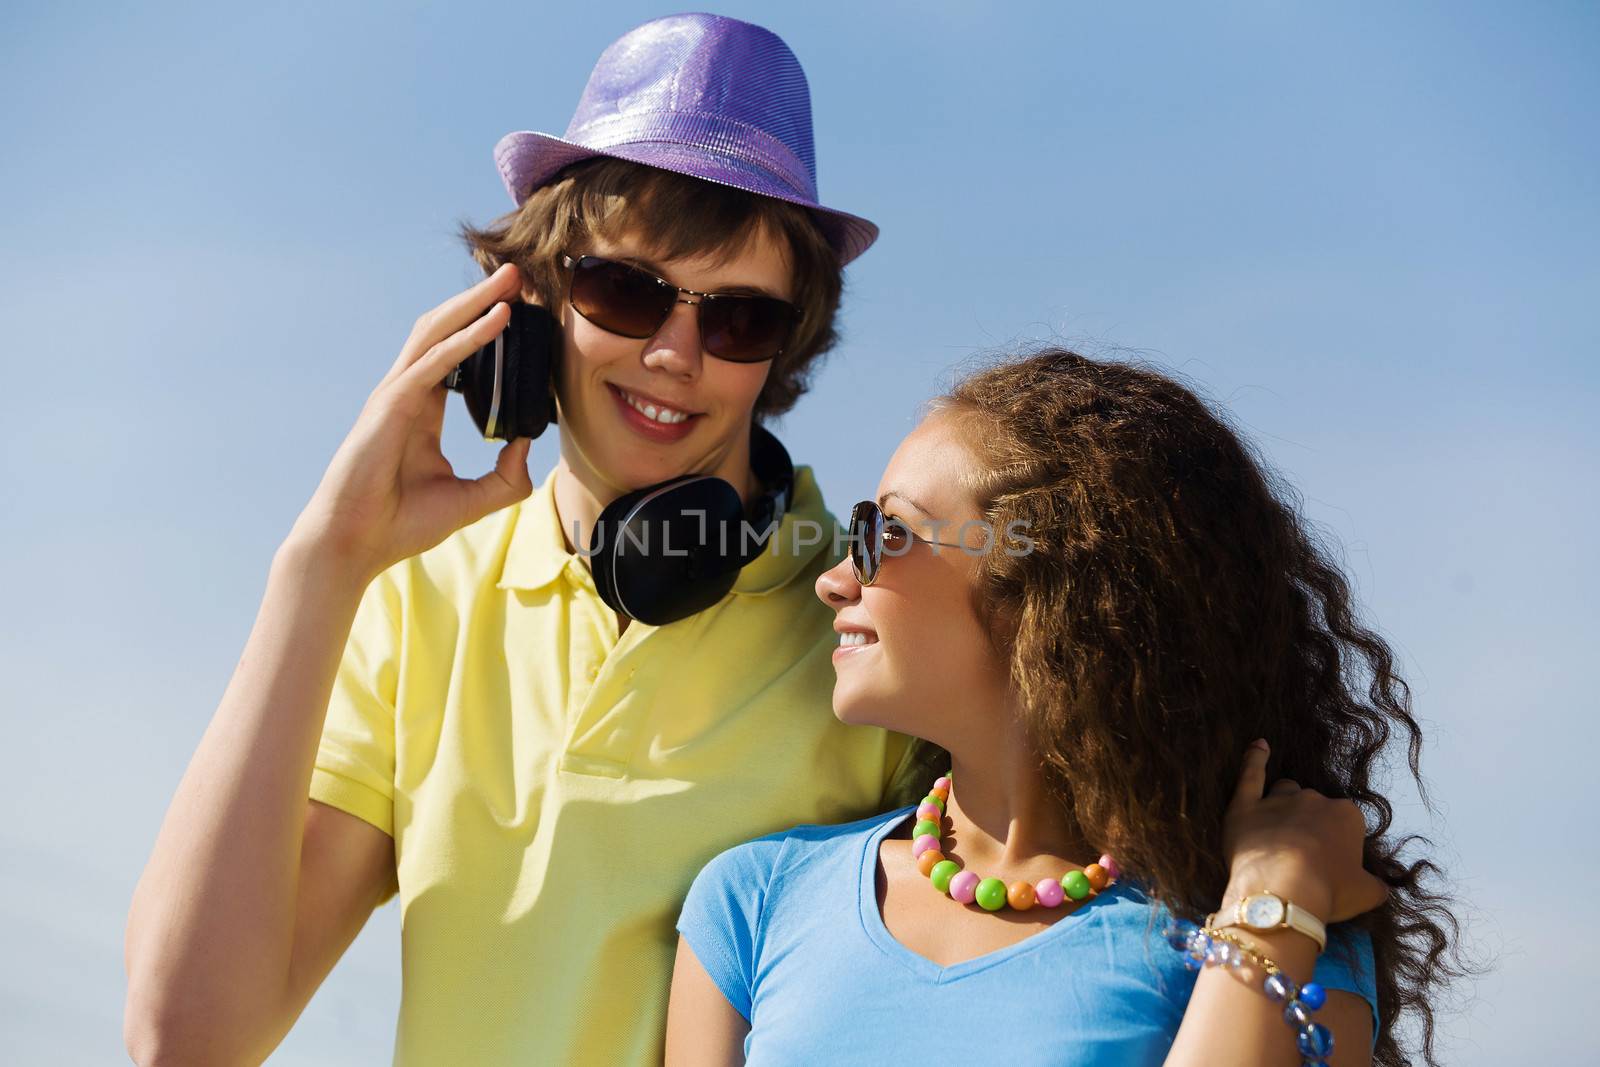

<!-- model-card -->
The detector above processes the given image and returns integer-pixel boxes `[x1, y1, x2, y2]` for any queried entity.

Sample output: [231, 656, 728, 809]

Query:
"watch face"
[1243, 894, 1286, 928]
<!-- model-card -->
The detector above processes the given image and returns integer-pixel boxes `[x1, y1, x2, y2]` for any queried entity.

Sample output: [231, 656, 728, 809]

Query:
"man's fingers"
[394, 300, 511, 397]
[1230, 739, 1271, 809]
[384, 263, 521, 385]
[459, 436, 534, 526]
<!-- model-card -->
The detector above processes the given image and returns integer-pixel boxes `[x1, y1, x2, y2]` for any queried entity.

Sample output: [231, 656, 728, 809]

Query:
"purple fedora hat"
[493, 12, 879, 266]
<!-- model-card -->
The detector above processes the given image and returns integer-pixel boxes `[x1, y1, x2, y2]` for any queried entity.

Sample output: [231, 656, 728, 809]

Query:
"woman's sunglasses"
[561, 253, 802, 364]
[847, 500, 967, 586]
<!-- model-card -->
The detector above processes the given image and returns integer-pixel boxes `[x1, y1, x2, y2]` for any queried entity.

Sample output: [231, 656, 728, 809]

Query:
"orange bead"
[917, 850, 946, 877]
[930, 786, 949, 803]
[1006, 881, 1036, 911]
[1084, 864, 1108, 891]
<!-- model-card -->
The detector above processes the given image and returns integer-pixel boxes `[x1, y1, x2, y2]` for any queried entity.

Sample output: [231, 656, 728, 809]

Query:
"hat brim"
[494, 130, 879, 267]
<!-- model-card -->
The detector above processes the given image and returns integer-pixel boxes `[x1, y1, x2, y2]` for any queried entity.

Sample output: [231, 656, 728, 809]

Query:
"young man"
[124, 14, 930, 1065]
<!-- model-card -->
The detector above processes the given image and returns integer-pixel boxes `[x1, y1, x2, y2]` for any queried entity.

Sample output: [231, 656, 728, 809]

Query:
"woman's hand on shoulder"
[285, 262, 534, 582]
[1219, 740, 1389, 924]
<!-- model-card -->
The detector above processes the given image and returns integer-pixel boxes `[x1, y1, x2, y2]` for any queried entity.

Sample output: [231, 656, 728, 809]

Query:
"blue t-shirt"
[677, 805, 1380, 1065]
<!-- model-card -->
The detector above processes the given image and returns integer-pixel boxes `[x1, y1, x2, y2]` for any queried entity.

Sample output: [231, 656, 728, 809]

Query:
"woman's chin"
[830, 692, 901, 732]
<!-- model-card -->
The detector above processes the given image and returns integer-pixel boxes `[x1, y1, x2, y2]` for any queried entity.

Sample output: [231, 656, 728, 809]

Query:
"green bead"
[921, 794, 945, 813]
[1062, 870, 1092, 899]
[912, 819, 941, 840]
[975, 877, 1008, 911]
[930, 860, 961, 893]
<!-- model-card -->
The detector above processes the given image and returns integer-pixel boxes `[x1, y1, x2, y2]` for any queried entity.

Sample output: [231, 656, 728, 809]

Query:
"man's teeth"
[839, 632, 877, 647]
[621, 389, 691, 425]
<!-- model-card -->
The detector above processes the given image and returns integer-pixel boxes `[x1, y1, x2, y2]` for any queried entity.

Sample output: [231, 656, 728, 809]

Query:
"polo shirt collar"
[731, 464, 832, 596]
[496, 470, 589, 593]
[496, 465, 835, 599]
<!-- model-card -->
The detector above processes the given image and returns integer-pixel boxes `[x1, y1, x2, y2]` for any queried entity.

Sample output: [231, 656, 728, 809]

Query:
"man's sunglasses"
[847, 500, 968, 586]
[560, 253, 802, 364]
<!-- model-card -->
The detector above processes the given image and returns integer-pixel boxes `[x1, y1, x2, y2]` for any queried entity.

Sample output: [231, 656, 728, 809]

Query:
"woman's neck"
[936, 726, 1099, 876]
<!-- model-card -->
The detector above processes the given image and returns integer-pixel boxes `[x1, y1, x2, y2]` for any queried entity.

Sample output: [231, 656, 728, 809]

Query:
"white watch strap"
[1284, 901, 1328, 952]
[1206, 896, 1329, 952]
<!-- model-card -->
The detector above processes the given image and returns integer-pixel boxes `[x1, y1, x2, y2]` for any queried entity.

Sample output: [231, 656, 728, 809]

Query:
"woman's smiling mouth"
[833, 624, 879, 661]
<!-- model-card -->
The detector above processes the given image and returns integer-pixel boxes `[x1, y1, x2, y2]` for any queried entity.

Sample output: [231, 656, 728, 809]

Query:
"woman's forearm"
[1163, 866, 1369, 1067]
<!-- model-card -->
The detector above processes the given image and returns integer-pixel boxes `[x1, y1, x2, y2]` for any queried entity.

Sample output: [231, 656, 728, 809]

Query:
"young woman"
[667, 351, 1466, 1066]
[123, 14, 925, 1065]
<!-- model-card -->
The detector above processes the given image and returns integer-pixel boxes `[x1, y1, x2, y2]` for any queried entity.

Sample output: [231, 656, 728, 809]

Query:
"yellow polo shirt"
[309, 462, 917, 1066]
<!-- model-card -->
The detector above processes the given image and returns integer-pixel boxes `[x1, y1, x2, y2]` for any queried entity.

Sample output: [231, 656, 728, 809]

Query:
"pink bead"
[1034, 878, 1065, 907]
[1098, 854, 1120, 881]
[949, 870, 979, 903]
[916, 802, 943, 821]
[913, 834, 941, 858]
[933, 776, 952, 792]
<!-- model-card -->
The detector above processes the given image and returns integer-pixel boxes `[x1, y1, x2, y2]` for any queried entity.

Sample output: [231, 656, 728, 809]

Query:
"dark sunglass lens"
[881, 520, 911, 554]
[700, 295, 795, 363]
[849, 502, 881, 583]
[569, 258, 674, 338]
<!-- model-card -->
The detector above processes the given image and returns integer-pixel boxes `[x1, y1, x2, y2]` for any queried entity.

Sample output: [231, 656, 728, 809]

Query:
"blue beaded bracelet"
[1163, 918, 1335, 1066]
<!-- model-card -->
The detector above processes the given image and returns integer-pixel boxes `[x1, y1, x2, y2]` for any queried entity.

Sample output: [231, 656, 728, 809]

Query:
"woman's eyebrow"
[878, 489, 934, 518]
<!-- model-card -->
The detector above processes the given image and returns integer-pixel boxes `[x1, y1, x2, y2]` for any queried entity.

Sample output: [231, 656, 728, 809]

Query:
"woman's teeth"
[839, 632, 877, 647]
[620, 388, 692, 425]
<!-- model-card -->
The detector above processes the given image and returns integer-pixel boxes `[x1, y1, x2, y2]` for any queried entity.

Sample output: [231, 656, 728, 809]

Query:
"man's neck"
[550, 435, 763, 557]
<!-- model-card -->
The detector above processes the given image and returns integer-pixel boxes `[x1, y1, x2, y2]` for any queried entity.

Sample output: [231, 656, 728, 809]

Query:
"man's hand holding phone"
[286, 262, 535, 583]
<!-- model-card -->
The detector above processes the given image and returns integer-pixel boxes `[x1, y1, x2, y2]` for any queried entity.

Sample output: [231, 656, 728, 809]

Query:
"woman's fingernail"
[1250, 738, 1269, 752]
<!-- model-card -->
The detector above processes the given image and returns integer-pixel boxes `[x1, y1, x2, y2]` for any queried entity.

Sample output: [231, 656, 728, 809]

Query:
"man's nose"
[641, 300, 704, 379]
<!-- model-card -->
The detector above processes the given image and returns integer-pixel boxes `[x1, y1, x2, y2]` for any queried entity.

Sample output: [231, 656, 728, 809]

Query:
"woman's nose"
[814, 554, 861, 607]
[641, 300, 704, 379]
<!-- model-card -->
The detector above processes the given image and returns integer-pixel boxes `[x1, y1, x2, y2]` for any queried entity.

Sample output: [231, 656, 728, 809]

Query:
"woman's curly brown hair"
[917, 347, 1478, 1067]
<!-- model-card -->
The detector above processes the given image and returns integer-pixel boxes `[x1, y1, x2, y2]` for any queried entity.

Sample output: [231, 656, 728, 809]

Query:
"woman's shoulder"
[694, 806, 912, 893]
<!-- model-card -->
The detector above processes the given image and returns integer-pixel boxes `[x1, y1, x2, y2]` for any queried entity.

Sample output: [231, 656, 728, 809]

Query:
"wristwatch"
[1207, 891, 1327, 952]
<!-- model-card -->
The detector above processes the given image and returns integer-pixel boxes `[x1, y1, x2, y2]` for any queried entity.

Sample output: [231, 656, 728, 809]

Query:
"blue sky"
[2, 1, 1594, 1062]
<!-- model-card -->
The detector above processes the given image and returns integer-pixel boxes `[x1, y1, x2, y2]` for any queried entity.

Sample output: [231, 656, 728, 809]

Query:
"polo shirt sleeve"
[309, 564, 401, 848]
[1310, 922, 1382, 1054]
[674, 834, 787, 1023]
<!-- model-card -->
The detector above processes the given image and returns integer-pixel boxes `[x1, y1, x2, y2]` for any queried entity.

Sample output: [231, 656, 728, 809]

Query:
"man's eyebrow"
[877, 490, 935, 518]
[611, 253, 786, 300]
[611, 252, 668, 275]
[713, 282, 786, 299]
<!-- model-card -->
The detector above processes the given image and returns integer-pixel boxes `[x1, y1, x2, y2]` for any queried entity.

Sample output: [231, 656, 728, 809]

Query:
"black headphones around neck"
[442, 301, 796, 626]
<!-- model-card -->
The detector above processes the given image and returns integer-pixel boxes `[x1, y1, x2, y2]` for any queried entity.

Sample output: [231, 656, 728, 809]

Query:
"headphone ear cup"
[590, 478, 746, 625]
[503, 302, 558, 439]
[445, 301, 559, 441]
[446, 335, 499, 439]
[493, 334, 523, 441]
[588, 486, 651, 615]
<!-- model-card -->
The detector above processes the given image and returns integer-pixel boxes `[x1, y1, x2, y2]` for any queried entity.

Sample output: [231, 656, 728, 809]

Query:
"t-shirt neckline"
[856, 805, 1129, 984]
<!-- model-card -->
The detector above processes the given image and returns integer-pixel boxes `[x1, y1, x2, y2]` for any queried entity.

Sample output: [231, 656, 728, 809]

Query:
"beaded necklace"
[911, 771, 1119, 912]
